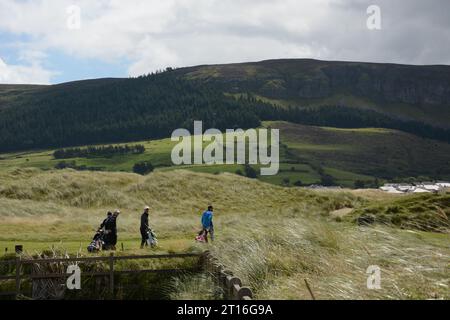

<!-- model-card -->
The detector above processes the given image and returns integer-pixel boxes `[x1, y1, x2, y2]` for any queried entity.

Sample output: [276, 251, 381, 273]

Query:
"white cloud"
[127, 37, 181, 76]
[0, 0, 449, 82]
[0, 56, 54, 85]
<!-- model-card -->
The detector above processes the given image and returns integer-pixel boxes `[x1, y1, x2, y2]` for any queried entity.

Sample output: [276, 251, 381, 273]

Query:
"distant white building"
[380, 181, 450, 194]
[437, 182, 450, 188]
[420, 183, 440, 192]
[397, 184, 415, 192]
[380, 186, 404, 194]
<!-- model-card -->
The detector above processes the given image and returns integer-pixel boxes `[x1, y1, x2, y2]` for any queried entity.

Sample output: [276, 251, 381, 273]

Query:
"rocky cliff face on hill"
[180, 59, 450, 126]
[321, 63, 450, 105]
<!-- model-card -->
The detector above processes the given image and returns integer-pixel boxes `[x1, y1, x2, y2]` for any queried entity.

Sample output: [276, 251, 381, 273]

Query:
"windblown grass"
[348, 192, 450, 232]
[0, 168, 448, 300]
[211, 218, 449, 300]
[168, 274, 222, 300]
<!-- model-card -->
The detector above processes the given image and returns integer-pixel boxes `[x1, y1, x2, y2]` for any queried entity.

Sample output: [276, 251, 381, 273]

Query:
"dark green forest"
[0, 69, 449, 152]
[0, 73, 261, 151]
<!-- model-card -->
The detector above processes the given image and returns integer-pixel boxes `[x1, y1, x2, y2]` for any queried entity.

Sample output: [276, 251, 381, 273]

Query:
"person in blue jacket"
[200, 205, 214, 243]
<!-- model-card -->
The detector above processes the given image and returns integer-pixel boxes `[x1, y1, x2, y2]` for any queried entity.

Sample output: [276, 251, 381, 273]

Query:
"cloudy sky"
[0, 0, 449, 84]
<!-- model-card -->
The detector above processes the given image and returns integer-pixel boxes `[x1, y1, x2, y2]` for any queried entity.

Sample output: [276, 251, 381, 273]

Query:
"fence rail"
[0, 253, 201, 265]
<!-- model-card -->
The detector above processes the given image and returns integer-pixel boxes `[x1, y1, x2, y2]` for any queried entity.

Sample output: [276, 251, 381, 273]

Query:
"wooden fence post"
[203, 252, 253, 300]
[109, 252, 114, 297]
[218, 270, 226, 288]
[226, 276, 242, 300]
[221, 270, 233, 288]
[15, 256, 21, 299]
[237, 287, 253, 300]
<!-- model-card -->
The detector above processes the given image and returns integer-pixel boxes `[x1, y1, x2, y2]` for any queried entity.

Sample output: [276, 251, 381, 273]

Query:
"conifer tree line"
[0, 72, 261, 151]
[0, 70, 449, 153]
[251, 101, 450, 144]
[53, 144, 145, 159]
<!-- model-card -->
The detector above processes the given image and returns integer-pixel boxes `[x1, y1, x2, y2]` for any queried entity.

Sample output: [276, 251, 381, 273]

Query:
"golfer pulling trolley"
[140, 206, 157, 248]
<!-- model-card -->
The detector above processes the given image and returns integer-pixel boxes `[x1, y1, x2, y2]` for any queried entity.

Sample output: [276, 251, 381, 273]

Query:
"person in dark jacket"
[104, 209, 120, 250]
[140, 206, 150, 248]
[100, 211, 112, 229]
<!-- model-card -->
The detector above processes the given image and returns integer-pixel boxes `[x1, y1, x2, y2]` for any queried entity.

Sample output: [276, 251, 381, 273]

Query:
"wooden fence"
[0, 251, 253, 300]
[0, 252, 202, 299]
[202, 251, 253, 300]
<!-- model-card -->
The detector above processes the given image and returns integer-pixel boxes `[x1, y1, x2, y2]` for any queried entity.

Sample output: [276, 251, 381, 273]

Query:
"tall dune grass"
[211, 218, 449, 299]
[0, 168, 448, 299]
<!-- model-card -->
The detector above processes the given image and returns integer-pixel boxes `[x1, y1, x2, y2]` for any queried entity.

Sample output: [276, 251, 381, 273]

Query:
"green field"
[273, 121, 450, 185]
[1, 121, 449, 189]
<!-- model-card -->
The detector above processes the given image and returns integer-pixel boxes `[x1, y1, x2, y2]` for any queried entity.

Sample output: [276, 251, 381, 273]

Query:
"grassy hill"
[347, 192, 450, 232]
[1, 59, 450, 153]
[0, 84, 44, 110]
[1, 59, 449, 300]
[1, 59, 449, 185]
[0, 168, 448, 299]
[0, 73, 263, 151]
[1, 121, 449, 188]
[179, 59, 450, 128]
[272, 121, 450, 183]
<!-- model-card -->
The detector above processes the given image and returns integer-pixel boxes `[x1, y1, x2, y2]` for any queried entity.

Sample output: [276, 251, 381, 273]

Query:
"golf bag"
[195, 229, 207, 243]
[146, 229, 158, 247]
[87, 230, 105, 253]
